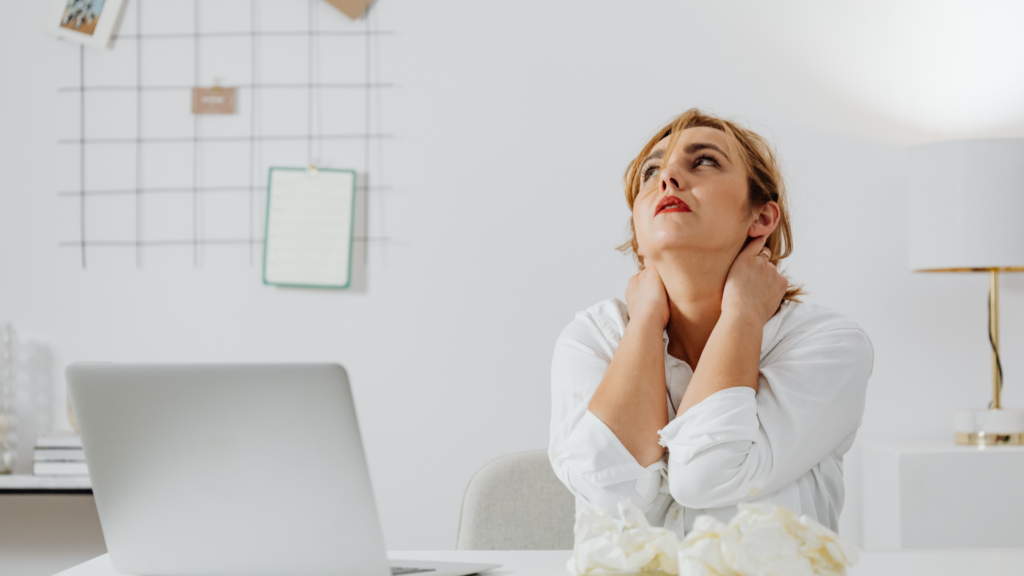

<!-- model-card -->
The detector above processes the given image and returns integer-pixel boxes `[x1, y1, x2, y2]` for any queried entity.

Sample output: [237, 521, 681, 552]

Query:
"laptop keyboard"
[391, 568, 436, 575]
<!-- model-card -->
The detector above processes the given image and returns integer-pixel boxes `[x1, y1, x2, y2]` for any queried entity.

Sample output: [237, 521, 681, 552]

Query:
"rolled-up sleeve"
[658, 327, 872, 509]
[549, 312, 665, 515]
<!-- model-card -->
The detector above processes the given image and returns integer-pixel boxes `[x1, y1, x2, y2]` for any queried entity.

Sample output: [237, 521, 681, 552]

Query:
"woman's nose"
[660, 165, 682, 192]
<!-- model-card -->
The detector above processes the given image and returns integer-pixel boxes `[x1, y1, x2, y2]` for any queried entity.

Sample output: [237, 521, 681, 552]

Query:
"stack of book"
[34, 432, 89, 476]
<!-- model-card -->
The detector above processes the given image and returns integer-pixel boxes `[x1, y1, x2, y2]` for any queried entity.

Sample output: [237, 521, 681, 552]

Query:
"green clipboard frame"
[262, 166, 357, 290]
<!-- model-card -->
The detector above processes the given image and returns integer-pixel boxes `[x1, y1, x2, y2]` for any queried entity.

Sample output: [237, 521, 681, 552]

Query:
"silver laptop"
[67, 363, 499, 576]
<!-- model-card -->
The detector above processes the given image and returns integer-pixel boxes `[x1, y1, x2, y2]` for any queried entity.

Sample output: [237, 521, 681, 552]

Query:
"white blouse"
[548, 298, 872, 537]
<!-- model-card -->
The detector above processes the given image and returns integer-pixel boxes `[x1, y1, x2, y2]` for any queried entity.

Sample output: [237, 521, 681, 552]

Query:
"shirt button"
[674, 509, 680, 520]
[551, 450, 558, 459]
[749, 486, 760, 496]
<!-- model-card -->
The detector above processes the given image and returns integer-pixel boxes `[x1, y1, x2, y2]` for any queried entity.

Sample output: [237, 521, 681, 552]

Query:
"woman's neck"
[652, 251, 732, 368]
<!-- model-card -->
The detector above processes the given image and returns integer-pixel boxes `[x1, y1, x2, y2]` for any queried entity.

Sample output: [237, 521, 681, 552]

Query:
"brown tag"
[323, 0, 373, 20]
[191, 87, 237, 114]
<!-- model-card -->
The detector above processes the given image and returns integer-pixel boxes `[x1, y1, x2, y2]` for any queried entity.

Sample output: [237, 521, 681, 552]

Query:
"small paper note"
[191, 87, 237, 114]
[263, 168, 356, 289]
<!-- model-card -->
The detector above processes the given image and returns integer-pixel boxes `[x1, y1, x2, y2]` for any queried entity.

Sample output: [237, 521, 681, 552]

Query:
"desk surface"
[56, 549, 1024, 576]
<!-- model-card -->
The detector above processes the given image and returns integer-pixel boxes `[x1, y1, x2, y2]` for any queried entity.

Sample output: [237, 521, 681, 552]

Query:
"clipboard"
[262, 167, 356, 290]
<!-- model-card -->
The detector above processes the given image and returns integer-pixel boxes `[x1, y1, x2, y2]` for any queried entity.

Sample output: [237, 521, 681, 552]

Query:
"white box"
[863, 442, 1024, 548]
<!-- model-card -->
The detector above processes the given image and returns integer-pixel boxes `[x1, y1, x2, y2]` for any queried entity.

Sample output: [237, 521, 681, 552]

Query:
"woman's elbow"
[586, 481, 660, 516]
[553, 459, 663, 516]
[668, 468, 729, 508]
[667, 446, 761, 508]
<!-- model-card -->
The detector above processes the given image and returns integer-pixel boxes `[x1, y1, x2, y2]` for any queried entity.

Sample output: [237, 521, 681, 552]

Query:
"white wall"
[2, 0, 1023, 553]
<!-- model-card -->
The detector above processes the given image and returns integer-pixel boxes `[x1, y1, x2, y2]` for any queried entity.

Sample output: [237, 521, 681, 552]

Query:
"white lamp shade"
[908, 139, 1024, 271]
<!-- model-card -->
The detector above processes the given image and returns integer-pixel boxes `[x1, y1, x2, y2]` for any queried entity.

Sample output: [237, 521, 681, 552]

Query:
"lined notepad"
[263, 168, 356, 289]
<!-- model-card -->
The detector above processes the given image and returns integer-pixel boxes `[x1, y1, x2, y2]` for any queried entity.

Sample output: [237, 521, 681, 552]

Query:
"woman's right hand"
[625, 260, 670, 329]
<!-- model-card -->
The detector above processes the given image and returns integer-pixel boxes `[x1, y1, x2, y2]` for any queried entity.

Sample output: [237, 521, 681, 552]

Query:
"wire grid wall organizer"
[57, 0, 394, 269]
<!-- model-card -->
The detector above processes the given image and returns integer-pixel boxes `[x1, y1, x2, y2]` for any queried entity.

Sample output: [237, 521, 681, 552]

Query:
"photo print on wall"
[44, 0, 129, 49]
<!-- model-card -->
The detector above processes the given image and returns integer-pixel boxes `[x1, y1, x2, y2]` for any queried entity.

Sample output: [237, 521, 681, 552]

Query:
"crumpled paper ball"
[568, 500, 858, 576]
[567, 499, 682, 575]
[679, 503, 859, 576]
[676, 515, 741, 576]
[680, 503, 858, 576]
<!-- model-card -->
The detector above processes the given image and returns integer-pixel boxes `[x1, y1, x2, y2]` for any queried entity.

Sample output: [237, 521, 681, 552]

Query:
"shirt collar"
[760, 301, 789, 357]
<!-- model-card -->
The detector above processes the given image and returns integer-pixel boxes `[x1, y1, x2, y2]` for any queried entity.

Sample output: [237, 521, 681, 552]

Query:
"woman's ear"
[748, 201, 780, 238]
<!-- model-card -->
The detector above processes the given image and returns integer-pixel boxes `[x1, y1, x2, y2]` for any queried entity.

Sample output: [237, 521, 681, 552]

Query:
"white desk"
[56, 549, 1024, 576]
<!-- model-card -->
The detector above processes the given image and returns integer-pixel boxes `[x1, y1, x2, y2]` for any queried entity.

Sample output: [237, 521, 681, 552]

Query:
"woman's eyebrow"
[641, 149, 665, 165]
[683, 142, 730, 161]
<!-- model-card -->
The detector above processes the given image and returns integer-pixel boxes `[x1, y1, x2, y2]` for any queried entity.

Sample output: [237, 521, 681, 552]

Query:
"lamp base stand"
[954, 409, 1024, 446]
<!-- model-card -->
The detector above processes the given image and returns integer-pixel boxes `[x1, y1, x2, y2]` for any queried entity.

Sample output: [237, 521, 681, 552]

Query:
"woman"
[548, 109, 872, 537]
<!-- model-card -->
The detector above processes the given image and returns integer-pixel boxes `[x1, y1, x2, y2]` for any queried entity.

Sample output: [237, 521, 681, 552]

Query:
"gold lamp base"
[954, 409, 1024, 447]
[955, 431, 1024, 446]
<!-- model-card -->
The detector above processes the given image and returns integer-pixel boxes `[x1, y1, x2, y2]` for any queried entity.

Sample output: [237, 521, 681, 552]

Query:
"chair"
[456, 450, 575, 550]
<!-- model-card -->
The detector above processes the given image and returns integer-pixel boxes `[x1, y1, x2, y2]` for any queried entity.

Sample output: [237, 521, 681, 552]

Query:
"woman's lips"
[655, 195, 691, 215]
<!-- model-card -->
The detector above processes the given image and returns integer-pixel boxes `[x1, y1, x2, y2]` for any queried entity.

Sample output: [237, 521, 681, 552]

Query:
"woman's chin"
[644, 232, 697, 253]
[645, 238, 737, 262]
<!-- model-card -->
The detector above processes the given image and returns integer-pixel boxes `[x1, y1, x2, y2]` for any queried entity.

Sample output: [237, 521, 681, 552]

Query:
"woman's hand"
[625, 260, 670, 329]
[721, 236, 789, 325]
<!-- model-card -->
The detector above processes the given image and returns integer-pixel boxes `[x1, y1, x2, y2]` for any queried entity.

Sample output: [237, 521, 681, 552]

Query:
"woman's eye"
[694, 154, 718, 168]
[642, 164, 660, 182]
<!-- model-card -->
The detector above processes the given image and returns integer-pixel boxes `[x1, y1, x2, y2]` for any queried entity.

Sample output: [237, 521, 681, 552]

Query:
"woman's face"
[633, 127, 755, 264]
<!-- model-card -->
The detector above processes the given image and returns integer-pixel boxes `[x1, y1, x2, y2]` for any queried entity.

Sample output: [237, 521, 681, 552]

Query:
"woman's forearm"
[588, 317, 669, 467]
[676, 310, 762, 415]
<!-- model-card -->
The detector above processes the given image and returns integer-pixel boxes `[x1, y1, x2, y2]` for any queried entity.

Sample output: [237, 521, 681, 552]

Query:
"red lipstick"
[655, 195, 691, 216]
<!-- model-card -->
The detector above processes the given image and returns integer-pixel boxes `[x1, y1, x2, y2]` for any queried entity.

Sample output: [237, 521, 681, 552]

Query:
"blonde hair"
[618, 108, 802, 302]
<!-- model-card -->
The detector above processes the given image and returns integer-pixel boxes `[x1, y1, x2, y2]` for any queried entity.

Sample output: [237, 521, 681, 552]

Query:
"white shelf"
[0, 474, 92, 492]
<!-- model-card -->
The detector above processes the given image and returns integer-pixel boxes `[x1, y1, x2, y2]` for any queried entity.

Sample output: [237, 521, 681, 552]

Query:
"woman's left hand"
[721, 235, 789, 325]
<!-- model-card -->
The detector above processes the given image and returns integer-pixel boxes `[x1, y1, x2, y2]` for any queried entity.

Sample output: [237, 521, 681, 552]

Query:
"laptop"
[66, 363, 499, 576]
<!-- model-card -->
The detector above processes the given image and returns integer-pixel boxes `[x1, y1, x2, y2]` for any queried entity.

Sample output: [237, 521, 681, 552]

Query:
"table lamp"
[908, 138, 1024, 446]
